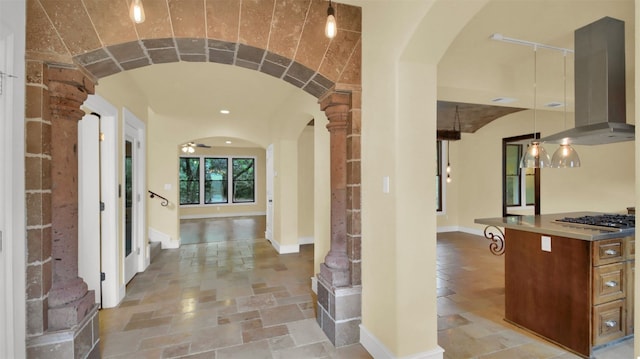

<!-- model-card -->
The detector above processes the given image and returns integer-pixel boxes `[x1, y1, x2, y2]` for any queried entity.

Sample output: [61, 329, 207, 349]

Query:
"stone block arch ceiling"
[26, 0, 362, 98]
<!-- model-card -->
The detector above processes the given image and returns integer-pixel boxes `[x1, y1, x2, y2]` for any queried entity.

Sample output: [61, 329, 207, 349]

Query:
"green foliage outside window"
[179, 156, 255, 205]
[179, 157, 200, 205]
[232, 158, 255, 203]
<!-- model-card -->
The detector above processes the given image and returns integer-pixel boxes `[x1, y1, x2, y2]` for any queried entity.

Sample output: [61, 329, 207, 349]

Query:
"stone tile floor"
[99, 217, 371, 358]
[99, 218, 634, 358]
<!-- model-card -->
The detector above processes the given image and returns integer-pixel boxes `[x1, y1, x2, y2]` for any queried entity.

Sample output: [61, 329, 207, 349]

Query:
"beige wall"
[313, 119, 331, 275]
[97, 66, 330, 254]
[357, 0, 488, 357]
[298, 125, 315, 243]
[179, 146, 267, 218]
[437, 109, 635, 232]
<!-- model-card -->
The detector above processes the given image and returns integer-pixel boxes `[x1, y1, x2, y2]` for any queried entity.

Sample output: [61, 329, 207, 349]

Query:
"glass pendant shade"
[520, 141, 551, 168]
[325, 2, 337, 38]
[551, 144, 581, 168]
[129, 0, 145, 24]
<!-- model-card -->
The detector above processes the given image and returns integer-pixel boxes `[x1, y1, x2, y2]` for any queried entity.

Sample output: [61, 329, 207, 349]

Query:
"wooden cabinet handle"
[604, 249, 618, 256]
[605, 281, 618, 288]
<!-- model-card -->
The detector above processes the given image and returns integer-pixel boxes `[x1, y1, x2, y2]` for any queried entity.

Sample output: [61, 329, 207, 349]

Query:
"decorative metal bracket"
[483, 225, 505, 256]
[148, 190, 168, 206]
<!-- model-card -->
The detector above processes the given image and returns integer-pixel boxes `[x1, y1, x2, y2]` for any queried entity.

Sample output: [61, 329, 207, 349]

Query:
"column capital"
[47, 65, 95, 123]
[319, 91, 351, 111]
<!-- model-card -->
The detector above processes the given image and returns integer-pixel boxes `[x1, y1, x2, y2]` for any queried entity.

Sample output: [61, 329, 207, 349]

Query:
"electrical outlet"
[541, 236, 551, 252]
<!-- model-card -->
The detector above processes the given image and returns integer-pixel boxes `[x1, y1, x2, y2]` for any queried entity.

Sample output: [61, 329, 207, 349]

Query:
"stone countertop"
[475, 211, 635, 241]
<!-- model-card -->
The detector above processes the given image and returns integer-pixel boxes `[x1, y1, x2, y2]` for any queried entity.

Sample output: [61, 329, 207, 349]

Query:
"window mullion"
[199, 156, 205, 205]
[228, 157, 233, 204]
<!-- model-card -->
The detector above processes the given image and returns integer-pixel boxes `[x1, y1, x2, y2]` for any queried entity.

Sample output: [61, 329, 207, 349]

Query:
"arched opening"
[24, 1, 362, 355]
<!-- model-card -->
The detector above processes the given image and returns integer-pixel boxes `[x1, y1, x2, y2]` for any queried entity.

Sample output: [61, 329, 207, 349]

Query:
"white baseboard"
[360, 325, 444, 359]
[149, 227, 179, 249]
[299, 236, 314, 245]
[437, 226, 484, 237]
[180, 211, 266, 220]
[311, 276, 318, 294]
[269, 239, 300, 254]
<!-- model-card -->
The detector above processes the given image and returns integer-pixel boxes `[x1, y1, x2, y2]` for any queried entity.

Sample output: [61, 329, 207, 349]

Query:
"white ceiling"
[438, 0, 635, 109]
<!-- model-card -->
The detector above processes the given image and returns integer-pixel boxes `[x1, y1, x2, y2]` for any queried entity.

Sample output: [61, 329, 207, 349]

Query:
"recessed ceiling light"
[491, 97, 517, 104]
[220, 110, 230, 114]
[545, 102, 565, 108]
[225, 140, 232, 144]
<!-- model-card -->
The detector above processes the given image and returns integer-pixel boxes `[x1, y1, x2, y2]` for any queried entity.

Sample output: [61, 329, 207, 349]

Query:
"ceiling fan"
[181, 142, 211, 153]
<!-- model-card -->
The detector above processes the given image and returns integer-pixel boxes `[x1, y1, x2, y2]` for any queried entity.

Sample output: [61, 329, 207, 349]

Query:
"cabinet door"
[593, 299, 625, 346]
[593, 263, 625, 305]
[593, 238, 625, 266]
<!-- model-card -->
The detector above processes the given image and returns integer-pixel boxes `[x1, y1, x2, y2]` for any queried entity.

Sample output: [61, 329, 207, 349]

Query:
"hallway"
[99, 218, 634, 358]
[99, 217, 371, 358]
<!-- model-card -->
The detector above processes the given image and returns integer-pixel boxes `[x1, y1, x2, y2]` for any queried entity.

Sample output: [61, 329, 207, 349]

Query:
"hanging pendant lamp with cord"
[520, 46, 551, 169]
[325, 0, 337, 39]
[551, 50, 581, 168]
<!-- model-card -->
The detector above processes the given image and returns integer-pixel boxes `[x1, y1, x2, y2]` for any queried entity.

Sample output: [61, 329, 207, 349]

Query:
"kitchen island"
[475, 212, 635, 358]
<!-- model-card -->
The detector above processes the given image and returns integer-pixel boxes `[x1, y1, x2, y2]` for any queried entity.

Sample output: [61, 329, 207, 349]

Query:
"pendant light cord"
[533, 45, 538, 139]
[563, 50, 567, 131]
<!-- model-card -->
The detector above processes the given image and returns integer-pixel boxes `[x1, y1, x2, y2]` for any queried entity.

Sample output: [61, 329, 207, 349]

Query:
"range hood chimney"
[541, 16, 634, 145]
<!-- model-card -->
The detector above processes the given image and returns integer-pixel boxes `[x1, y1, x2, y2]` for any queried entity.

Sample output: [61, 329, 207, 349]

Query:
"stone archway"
[24, 0, 362, 356]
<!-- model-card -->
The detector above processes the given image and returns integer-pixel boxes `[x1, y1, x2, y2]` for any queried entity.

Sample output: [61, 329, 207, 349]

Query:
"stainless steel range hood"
[541, 17, 635, 145]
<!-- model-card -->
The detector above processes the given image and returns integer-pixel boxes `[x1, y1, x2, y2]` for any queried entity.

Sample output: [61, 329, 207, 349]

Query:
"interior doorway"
[266, 144, 274, 241]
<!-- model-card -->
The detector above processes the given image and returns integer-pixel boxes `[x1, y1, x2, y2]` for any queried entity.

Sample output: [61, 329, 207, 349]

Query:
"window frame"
[436, 140, 447, 214]
[179, 155, 257, 206]
[501, 134, 541, 217]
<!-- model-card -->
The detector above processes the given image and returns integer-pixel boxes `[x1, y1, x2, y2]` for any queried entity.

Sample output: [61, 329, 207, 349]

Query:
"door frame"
[265, 144, 274, 241]
[0, 4, 26, 356]
[123, 108, 148, 277]
[83, 95, 123, 308]
[78, 114, 101, 304]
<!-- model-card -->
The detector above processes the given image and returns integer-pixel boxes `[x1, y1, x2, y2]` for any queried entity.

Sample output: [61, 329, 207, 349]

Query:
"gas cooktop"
[555, 214, 635, 230]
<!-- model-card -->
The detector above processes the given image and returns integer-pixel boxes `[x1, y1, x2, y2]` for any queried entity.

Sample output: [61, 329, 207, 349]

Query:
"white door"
[0, 8, 26, 356]
[265, 144, 274, 240]
[78, 114, 101, 303]
[124, 129, 138, 283]
[0, 27, 8, 358]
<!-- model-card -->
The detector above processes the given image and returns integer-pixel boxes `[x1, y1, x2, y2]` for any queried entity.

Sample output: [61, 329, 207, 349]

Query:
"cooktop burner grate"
[556, 214, 635, 230]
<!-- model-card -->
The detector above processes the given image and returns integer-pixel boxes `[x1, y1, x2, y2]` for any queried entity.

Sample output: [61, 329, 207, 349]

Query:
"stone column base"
[316, 276, 362, 347]
[48, 290, 96, 331]
[27, 304, 100, 359]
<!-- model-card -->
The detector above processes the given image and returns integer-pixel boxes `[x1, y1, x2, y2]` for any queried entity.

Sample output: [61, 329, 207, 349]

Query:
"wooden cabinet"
[504, 229, 634, 358]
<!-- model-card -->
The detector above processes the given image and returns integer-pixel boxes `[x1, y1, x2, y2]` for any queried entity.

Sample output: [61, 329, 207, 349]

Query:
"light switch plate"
[541, 236, 551, 252]
[382, 176, 390, 193]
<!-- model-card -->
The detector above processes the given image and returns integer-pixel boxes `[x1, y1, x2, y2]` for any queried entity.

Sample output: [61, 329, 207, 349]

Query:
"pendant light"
[445, 106, 462, 183]
[129, 0, 146, 24]
[446, 140, 452, 183]
[325, 1, 337, 39]
[551, 50, 581, 168]
[520, 46, 551, 169]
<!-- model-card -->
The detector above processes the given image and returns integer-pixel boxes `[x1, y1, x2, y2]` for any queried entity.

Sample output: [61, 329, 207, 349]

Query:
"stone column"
[46, 66, 96, 330]
[316, 91, 362, 346]
[319, 92, 351, 287]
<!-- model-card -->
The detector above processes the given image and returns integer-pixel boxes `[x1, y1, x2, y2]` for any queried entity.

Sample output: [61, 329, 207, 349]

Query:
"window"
[436, 140, 445, 212]
[502, 135, 540, 216]
[204, 158, 228, 204]
[179, 156, 256, 205]
[179, 157, 200, 205]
